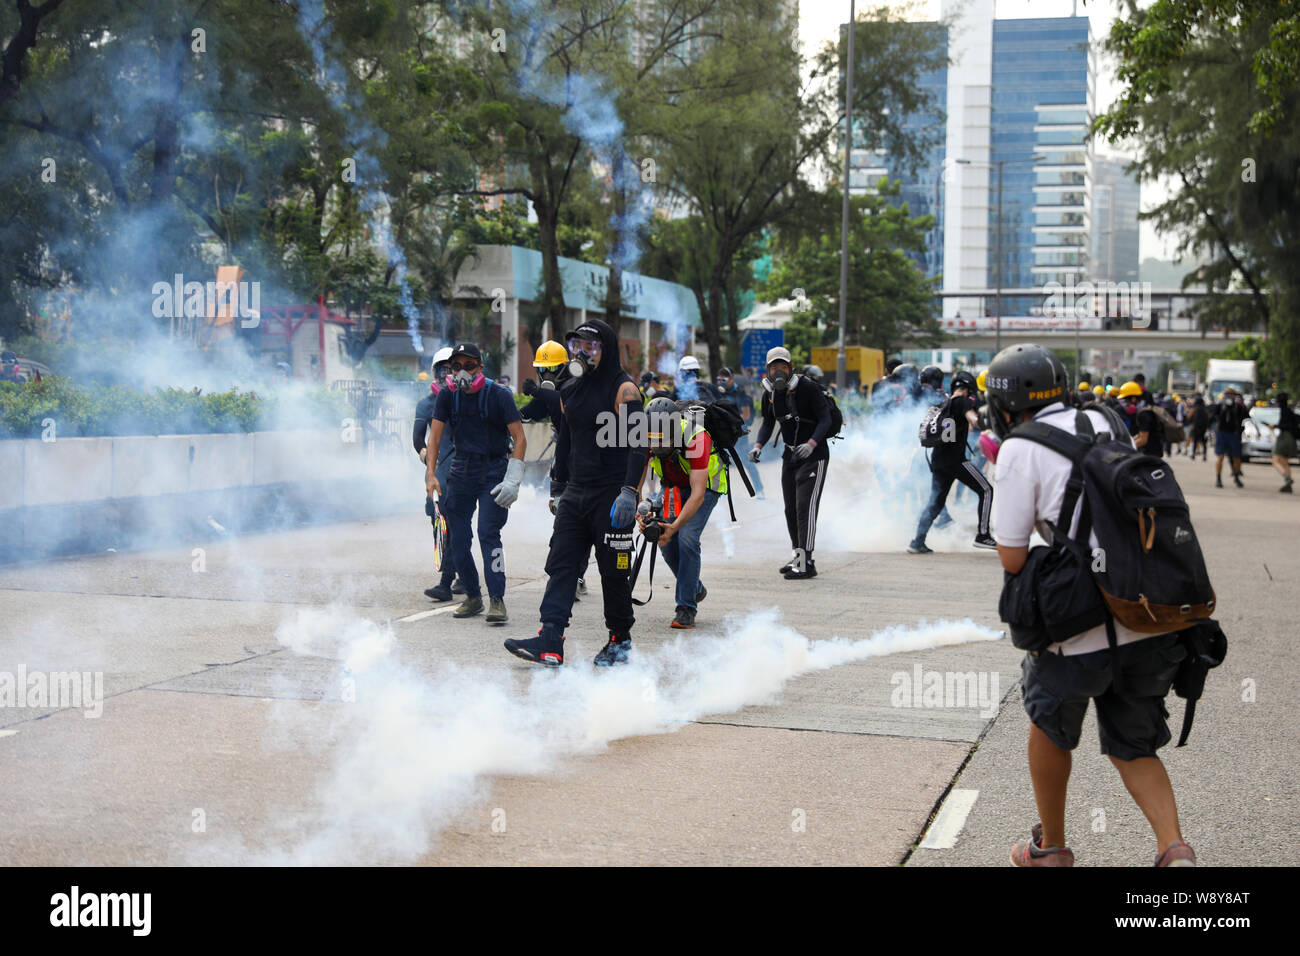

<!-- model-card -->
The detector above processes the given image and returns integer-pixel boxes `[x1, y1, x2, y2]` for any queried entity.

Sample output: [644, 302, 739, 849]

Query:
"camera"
[641, 513, 667, 543]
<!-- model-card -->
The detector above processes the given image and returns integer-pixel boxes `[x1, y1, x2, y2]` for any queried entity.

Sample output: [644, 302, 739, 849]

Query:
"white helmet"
[431, 346, 454, 373]
[678, 355, 701, 373]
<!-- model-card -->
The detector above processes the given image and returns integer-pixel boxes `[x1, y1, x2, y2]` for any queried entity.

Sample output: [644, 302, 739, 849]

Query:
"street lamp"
[955, 154, 1045, 354]
[836, 0, 856, 394]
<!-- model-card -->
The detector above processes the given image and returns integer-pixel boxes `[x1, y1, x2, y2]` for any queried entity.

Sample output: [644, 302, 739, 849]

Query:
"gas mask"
[566, 338, 601, 378]
[449, 367, 485, 392]
[538, 364, 563, 390]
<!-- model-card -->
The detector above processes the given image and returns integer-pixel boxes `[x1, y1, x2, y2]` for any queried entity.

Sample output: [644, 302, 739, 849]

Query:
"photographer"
[635, 397, 722, 629]
[987, 343, 1195, 868]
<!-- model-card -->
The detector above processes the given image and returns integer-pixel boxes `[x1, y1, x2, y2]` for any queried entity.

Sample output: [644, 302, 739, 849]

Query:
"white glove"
[491, 458, 525, 508]
[794, 439, 817, 460]
[748, 445, 762, 463]
[419, 447, 428, 464]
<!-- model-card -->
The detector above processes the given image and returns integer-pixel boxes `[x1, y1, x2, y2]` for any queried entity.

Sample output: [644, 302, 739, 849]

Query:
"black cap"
[451, 343, 482, 362]
[565, 324, 602, 342]
[718, 367, 733, 378]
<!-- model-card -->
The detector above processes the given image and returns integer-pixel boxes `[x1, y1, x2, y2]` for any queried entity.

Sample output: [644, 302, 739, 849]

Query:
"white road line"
[919, 788, 979, 850]
[396, 606, 458, 623]
[0, 730, 18, 738]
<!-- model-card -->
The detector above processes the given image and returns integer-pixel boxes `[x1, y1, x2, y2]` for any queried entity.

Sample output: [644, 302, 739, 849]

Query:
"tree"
[759, 181, 941, 355]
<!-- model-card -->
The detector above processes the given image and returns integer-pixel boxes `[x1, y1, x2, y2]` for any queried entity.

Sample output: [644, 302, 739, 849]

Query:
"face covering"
[770, 370, 790, 391]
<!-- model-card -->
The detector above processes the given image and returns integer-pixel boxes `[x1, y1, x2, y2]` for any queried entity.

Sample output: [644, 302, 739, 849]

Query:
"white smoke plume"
[211, 605, 1001, 865]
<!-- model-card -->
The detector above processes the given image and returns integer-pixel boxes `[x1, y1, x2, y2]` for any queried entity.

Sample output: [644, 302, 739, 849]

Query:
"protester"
[1133, 391, 1165, 458]
[1189, 395, 1209, 460]
[987, 343, 1196, 868]
[424, 344, 526, 624]
[750, 347, 830, 579]
[1270, 392, 1296, 493]
[715, 366, 764, 498]
[414, 347, 463, 602]
[504, 319, 649, 667]
[1214, 387, 1247, 488]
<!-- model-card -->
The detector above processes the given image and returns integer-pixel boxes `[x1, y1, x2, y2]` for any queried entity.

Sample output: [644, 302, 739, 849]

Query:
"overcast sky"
[798, 0, 1180, 261]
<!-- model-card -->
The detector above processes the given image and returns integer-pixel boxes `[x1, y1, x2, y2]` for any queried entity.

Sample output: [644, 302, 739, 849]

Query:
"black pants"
[781, 454, 828, 555]
[915, 459, 991, 543]
[539, 483, 635, 636]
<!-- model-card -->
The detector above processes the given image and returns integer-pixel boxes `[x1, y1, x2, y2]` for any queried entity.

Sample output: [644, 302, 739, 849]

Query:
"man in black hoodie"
[504, 319, 649, 667]
[749, 346, 831, 579]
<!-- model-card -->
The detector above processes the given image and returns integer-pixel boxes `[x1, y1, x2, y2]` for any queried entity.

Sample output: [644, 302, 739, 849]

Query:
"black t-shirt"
[930, 394, 974, 468]
[1135, 407, 1164, 457]
[1217, 401, 1246, 434]
[433, 381, 521, 458]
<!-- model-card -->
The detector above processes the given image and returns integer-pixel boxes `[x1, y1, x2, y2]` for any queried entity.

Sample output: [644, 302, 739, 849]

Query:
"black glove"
[523, 378, 538, 396]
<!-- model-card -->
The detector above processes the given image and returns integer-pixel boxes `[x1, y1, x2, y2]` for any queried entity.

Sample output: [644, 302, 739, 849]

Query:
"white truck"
[1167, 368, 1200, 394]
[1205, 359, 1257, 403]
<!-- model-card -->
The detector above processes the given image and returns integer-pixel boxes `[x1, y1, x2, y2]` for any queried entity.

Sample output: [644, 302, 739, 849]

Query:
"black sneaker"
[453, 596, 483, 618]
[424, 583, 453, 602]
[671, 606, 696, 629]
[695, 583, 707, 604]
[1216, 475, 1224, 488]
[593, 633, 632, 667]
[973, 533, 998, 550]
[907, 540, 933, 555]
[486, 597, 507, 624]
[452, 577, 466, 595]
[783, 560, 817, 580]
[778, 552, 799, 574]
[1233, 474, 1244, 488]
[504, 627, 564, 666]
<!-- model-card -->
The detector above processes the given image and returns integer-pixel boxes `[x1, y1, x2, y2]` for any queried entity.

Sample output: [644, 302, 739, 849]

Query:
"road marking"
[919, 788, 979, 850]
[0, 730, 18, 739]
[397, 606, 459, 622]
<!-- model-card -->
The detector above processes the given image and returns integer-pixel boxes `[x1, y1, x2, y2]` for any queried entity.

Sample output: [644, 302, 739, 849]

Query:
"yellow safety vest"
[650, 420, 728, 495]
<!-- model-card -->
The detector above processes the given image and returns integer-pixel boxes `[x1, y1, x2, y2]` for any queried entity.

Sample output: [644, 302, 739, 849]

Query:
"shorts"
[1275, 430, 1297, 458]
[1021, 632, 1187, 761]
[1214, 431, 1242, 458]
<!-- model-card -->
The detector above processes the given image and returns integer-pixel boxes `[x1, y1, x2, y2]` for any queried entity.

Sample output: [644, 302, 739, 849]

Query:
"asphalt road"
[0, 449, 1293, 866]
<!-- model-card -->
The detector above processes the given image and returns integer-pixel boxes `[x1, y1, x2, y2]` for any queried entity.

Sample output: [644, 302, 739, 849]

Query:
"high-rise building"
[848, 0, 1096, 326]
[1091, 154, 1141, 283]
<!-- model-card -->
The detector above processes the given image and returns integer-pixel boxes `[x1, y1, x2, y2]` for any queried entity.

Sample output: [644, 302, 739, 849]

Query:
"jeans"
[732, 432, 764, 494]
[441, 454, 509, 599]
[660, 489, 721, 610]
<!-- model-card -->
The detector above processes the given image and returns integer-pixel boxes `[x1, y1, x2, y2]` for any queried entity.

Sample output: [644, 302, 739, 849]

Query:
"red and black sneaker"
[504, 626, 564, 666]
[593, 632, 632, 667]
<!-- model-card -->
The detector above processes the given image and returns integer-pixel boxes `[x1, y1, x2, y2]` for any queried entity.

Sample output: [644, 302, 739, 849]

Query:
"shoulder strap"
[1004, 420, 1090, 465]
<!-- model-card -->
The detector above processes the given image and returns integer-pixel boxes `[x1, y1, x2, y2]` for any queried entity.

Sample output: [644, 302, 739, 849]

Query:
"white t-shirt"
[993, 402, 1164, 656]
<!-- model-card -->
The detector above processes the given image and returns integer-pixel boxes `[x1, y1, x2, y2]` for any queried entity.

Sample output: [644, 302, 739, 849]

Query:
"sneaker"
[778, 551, 800, 574]
[1215, 476, 1224, 488]
[1281, 482, 1293, 494]
[784, 560, 817, 580]
[1233, 474, 1244, 488]
[1155, 841, 1197, 867]
[593, 633, 632, 667]
[671, 605, 696, 629]
[695, 583, 707, 604]
[504, 627, 564, 666]
[907, 540, 933, 555]
[452, 576, 466, 595]
[577, 576, 587, 595]
[1009, 823, 1075, 867]
[453, 596, 483, 618]
[486, 597, 508, 624]
[424, 583, 453, 602]
[973, 533, 998, 550]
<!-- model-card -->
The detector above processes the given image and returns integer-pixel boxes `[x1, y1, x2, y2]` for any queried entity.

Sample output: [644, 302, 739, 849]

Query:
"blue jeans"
[441, 455, 509, 599]
[660, 489, 721, 610]
[732, 432, 764, 494]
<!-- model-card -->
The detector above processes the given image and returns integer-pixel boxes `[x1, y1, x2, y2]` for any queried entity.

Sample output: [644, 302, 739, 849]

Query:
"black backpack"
[674, 398, 753, 520]
[816, 383, 845, 440]
[919, 397, 954, 448]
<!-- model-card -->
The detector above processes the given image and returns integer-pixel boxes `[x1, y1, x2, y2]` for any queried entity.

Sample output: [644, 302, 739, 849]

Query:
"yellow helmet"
[417, 371, 429, 382]
[1118, 381, 1143, 399]
[1092, 385, 1104, 396]
[976, 370, 987, 392]
[533, 340, 567, 367]
[1078, 381, 1091, 391]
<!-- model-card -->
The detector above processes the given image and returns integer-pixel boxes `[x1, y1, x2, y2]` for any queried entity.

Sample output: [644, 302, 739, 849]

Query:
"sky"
[797, 0, 1180, 262]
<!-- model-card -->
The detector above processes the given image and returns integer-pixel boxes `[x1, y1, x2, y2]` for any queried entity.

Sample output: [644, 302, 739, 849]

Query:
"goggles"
[567, 338, 602, 359]
[450, 359, 480, 372]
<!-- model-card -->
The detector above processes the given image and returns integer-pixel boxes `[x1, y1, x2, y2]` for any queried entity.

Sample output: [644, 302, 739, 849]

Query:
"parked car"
[1243, 406, 1299, 462]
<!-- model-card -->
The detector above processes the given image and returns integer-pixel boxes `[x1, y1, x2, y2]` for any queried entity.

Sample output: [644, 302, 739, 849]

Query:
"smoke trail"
[295, 0, 424, 353]
[208, 605, 1001, 865]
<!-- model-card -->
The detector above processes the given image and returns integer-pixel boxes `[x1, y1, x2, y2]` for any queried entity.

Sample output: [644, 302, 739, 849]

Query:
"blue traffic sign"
[741, 329, 784, 370]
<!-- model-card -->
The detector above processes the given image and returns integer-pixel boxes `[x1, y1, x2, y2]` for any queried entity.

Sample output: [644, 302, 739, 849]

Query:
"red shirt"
[658, 430, 712, 488]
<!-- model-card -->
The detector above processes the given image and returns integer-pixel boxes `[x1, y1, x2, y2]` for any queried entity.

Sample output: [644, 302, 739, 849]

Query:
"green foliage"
[0, 377, 347, 439]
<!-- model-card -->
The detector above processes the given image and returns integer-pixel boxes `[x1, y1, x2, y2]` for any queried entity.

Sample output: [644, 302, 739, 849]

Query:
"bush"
[0, 376, 349, 439]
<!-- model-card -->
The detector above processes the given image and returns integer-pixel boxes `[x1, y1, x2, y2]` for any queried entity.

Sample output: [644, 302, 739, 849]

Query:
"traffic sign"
[741, 329, 784, 370]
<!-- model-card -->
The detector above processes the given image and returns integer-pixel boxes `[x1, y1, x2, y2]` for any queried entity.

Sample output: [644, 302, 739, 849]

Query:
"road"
[0, 447, 1293, 866]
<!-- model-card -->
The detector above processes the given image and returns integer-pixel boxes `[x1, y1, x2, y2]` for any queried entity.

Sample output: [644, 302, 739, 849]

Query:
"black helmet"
[984, 344, 1069, 440]
[950, 369, 978, 394]
[645, 396, 681, 451]
[894, 363, 921, 399]
[920, 365, 944, 390]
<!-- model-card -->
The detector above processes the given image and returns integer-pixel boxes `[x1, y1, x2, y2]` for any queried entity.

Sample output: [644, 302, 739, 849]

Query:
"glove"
[418, 447, 428, 464]
[748, 444, 762, 463]
[490, 458, 525, 508]
[523, 378, 538, 397]
[609, 486, 637, 528]
[795, 439, 817, 460]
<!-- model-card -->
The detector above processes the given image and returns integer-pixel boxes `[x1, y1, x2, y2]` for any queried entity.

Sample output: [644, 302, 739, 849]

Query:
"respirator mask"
[449, 362, 484, 392]
[538, 364, 563, 389]
[566, 337, 601, 378]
